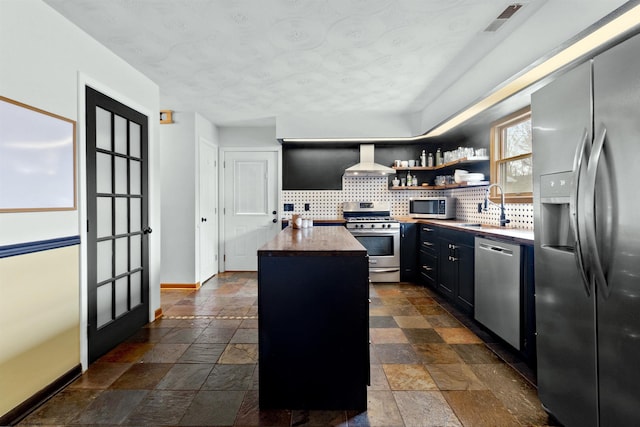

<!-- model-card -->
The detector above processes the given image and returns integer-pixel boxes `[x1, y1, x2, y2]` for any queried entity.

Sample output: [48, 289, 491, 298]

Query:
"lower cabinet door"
[438, 240, 455, 298]
[455, 243, 475, 314]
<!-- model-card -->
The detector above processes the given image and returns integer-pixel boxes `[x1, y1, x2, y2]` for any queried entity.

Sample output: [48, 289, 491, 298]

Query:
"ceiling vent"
[484, 3, 523, 32]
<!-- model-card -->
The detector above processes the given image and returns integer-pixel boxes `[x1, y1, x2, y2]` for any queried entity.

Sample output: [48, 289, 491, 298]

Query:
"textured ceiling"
[44, 0, 529, 127]
[45, 0, 619, 129]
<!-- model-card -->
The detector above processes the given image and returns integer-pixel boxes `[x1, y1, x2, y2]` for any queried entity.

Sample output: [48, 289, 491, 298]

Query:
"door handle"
[272, 218, 277, 223]
[570, 127, 591, 297]
[585, 125, 609, 297]
[143, 226, 152, 234]
[370, 268, 400, 273]
[201, 217, 207, 222]
[272, 210, 277, 215]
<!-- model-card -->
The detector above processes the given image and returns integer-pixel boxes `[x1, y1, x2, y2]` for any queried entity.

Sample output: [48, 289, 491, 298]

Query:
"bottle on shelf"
[428, 152, 434, 167]
[435, 148, 442, 166]
[406, 171, 412, 186]
[420, 150, 427, 167]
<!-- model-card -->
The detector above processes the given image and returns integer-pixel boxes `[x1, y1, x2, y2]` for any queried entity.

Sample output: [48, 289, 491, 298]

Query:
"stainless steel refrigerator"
[532, 32, 640, 427]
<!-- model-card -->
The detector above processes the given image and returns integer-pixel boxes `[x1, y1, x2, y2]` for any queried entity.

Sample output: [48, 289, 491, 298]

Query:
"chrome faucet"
[484, 183, 510, 227]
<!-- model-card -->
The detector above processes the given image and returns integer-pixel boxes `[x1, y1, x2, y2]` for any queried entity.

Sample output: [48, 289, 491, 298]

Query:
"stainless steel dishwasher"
[474, 237, 521, 350]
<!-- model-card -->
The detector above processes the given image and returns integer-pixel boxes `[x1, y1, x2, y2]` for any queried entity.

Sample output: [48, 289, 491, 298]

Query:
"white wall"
[0, 0, 161, 415]
[275, 112, 413, 139]
[160, 112, 218, 284]
[160, 112, 196, 283]
[219, 126, 278, 147]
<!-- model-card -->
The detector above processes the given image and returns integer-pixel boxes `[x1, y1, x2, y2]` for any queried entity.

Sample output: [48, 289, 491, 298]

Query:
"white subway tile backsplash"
[281, 176, 534, 229]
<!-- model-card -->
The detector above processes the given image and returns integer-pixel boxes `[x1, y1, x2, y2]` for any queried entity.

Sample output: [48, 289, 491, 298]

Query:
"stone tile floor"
[19, 272, 558, 426]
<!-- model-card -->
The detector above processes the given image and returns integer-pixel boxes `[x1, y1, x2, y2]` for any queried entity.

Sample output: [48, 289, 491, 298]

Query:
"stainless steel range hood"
[344, 144, 396, 177]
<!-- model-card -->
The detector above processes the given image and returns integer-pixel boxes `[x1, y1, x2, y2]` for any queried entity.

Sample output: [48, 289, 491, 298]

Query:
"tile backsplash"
[281, 176, 534, 229]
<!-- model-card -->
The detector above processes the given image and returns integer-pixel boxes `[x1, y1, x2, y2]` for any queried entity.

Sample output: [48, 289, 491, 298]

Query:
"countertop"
[258, 225, 366, 256]
[394, 216, 534, 244]
[281, 218, 346, 225]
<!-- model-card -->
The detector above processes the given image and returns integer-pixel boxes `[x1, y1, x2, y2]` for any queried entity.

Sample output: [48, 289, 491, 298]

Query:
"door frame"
[218, 146, 282, 273]
[77, 74, 160, 369]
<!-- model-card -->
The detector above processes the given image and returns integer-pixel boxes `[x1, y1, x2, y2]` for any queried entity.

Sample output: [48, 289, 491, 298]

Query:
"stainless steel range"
[343, 201, 400, 283]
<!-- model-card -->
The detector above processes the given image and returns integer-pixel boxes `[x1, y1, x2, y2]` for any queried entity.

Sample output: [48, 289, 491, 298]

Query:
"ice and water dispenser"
[539, 171, 575, 251]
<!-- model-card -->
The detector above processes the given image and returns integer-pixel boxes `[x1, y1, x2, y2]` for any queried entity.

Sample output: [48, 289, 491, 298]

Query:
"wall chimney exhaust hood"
[344, 144, 395, 177]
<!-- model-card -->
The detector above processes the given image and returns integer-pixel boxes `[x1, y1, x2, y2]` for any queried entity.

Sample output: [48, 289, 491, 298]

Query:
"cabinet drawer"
[419, 224, 439, 254]
[418, 250, 438, 285]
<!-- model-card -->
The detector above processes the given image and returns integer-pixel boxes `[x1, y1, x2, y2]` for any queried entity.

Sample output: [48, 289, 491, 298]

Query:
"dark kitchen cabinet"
[400, 222, 417, 282]
[437, 228, 475, 315]
[417, 224, 439, 287]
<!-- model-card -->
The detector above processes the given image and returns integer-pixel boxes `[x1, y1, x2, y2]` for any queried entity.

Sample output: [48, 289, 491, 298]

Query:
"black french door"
[86, 86, 150, 363]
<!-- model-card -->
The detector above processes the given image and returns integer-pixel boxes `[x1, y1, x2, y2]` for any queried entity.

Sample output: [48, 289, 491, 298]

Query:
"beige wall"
[0, 246, 80, 415]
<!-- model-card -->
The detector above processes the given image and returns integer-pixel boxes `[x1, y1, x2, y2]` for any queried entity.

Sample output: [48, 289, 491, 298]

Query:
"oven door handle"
[369, 268, 400, 273]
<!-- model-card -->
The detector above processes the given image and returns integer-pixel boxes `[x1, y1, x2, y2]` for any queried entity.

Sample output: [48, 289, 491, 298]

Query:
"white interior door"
[199, 139, 218, 282]
[223, 149, 279, 271]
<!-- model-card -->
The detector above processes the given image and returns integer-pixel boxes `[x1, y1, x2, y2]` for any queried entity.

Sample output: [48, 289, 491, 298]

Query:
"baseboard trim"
[160, 282, 201, 290]
[154, 307, 163, 320]
[0, 364, 82, 426]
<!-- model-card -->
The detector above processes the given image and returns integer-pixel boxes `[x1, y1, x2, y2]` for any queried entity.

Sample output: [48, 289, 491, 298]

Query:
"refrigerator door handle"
[570, 127, 592, 296]
[585, 125, 610, 297]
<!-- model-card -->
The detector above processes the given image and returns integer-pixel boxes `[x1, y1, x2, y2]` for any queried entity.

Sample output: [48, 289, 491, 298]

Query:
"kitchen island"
[257, 226, 369, 410]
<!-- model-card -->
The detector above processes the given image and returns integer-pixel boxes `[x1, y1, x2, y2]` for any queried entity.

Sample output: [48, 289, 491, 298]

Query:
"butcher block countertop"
[258, 225, 366, 256]
[394, 216, 534, 244]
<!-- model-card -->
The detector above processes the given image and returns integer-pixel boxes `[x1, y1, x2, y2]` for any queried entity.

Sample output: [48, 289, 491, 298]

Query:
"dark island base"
[258, 253, 369, 411]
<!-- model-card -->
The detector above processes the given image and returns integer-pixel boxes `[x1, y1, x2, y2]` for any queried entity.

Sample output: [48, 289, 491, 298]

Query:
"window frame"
[489, 106, 533, 204]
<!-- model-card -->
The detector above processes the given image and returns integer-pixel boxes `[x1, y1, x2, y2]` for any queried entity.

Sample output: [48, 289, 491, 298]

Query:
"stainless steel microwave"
[409, 197, 456, 219]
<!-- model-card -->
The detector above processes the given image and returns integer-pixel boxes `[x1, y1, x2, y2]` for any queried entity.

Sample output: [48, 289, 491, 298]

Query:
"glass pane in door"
[96, 241, 112, 283]
[115, 198, 128, 235]
[115, 157, 127, 194]
[130, 235, 141, 269]
[114, 115, 127, 155]
[130, 272, 142, 307]
[130, 198, 141, 231]
[130, 160, 141, 195]
[129, 122, 141, 158]
[96, 197, 112, 238]
[115, 277, 128, 318]
[96, 107, 111, 150]
[115, 237, 128, 276]
[97, 283, 112, 328]
[96, 153, 112, 194]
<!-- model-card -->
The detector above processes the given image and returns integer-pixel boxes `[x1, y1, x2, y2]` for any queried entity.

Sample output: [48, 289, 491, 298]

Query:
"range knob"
[370, 224, 375, 228]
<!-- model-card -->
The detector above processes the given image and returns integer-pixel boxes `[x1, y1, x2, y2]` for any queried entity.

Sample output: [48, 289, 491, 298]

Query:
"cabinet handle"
[422, 227, 434, 232]
[450, 244, 458, 250]
[449, 256, 459, 262]
[422, 266, 433, 271]
[422, 241, 434, 247]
